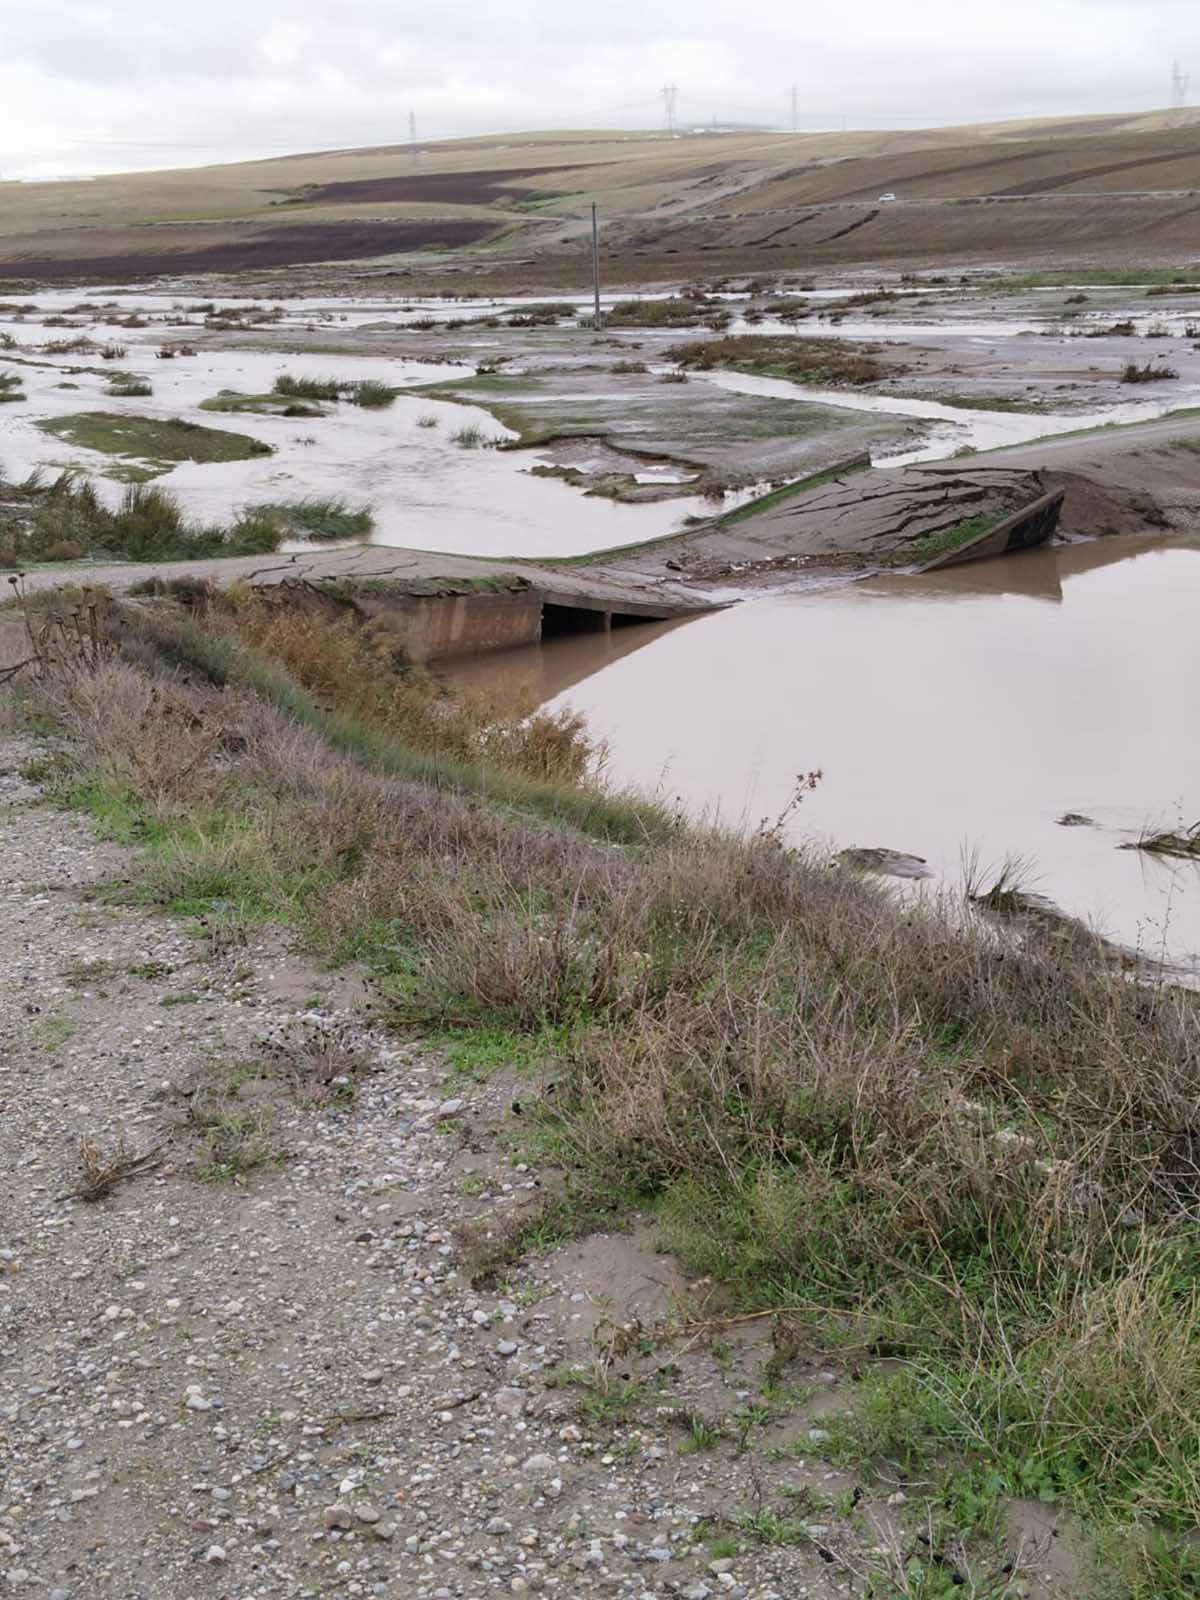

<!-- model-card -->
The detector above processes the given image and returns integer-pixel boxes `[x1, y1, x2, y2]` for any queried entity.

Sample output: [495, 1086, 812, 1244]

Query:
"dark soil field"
[0, 218, 499, 283]
[291, 163, 593, 207]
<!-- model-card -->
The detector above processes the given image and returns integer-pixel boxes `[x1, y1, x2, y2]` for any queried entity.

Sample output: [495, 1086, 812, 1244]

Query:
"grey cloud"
[3, 0, 1197, 176]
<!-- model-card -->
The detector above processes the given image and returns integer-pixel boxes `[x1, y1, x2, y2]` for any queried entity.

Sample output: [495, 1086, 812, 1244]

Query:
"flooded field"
[7, 281, 1200, 961]
[6, 281, 1200, 560]
[700, 369, 1190, 464]
[0, 315, 710, 558]
[453, 535, 1200, 968]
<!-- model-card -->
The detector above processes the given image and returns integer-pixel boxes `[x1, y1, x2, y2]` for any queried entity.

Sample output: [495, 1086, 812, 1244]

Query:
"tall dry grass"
[222, 594, 600, 786]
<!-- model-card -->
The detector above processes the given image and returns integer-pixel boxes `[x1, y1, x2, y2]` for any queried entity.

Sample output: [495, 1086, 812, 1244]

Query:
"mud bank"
[589, 421, 1200, 587]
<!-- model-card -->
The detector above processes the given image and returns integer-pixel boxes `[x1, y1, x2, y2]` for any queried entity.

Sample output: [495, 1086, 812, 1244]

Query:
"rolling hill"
[2, 108, 1199, 287]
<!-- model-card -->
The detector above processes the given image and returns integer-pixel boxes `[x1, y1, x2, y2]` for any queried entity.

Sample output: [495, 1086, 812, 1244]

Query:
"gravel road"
[0, 732, 903, 1600]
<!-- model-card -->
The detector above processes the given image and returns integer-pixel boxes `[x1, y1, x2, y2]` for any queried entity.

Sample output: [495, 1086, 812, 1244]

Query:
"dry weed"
[259, 1019, 375, 1105]
[69, 1134, 163, 1202]
[222, 595, 600, 785]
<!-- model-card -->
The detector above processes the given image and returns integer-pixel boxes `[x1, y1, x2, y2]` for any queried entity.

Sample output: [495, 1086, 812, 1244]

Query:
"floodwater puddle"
[0, 315, 716, 558]
[698, 369, 1200, 464]
[450, 535, 1200, 968]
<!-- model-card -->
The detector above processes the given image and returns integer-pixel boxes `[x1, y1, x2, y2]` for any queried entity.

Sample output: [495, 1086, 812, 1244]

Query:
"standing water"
[451, 535, 1200, 968]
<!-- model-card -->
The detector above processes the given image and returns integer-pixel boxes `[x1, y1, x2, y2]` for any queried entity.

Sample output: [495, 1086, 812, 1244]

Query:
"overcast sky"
[2, 0, 1195, 180]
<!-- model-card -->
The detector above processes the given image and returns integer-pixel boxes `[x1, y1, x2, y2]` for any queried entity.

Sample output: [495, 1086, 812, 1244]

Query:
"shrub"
[1121, 361, 1179, 383]
[608, 297, 731, 330]
[349, 380, 396, 409]
[217, 598, 599, 786]
[10, 474, 293, 563]
[38, 540, 86, 563]
[273, 374, 342, 402]
[241, 498, 374, 543]
[450, 424, 491, 448]
[667, 334, 897, 386]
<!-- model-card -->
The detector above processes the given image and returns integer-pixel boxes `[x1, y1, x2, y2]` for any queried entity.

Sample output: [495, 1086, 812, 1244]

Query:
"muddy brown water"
[449, 535, 1200, 968]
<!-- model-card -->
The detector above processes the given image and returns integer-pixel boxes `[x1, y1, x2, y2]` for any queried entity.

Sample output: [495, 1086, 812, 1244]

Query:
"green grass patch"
[240, 497, 374, 543]
[200, 390, 327, 418]
[901, 509, 1012, 565]
[34, 412, 272, 476]
[992, 267, 1200, 290]
[890, 389, 1045, 414]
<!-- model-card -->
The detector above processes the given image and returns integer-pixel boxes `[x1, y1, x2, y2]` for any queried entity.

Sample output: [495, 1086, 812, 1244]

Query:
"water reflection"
[451, 536, 1200, 966]
[446, 615, 697, 704]
[857, 531, 1178, 605]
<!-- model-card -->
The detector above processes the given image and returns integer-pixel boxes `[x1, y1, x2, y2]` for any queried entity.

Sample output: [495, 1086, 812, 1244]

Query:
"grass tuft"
[668, 334, 901, 386]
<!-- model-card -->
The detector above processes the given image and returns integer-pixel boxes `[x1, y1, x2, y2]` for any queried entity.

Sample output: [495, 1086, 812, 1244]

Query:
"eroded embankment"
[593, 425, 1200, 586]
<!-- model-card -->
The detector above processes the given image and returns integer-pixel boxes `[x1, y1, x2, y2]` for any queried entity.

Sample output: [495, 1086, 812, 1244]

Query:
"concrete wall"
[359, 589, 544, 665]
[920, 489, 1066, 572]
[257, 577, 707, 666]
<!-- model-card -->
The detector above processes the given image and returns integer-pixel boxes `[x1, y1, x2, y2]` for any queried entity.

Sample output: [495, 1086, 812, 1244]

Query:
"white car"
[878, 192, 898, 203]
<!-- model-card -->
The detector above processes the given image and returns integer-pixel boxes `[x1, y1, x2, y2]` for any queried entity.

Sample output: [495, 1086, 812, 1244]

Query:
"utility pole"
[409, 109, 418, 162]
[661, 83, 678, 135]
[1172, 61, 1191, 110]
[591, 204, 602, 330]
[791, 84, 799, 134]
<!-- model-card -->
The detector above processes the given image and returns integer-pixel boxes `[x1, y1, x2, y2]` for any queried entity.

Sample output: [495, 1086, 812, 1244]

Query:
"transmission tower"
[409, 109, 419, 162]
[661, 83, 679, 134]
[1172, 61, 1191, 110]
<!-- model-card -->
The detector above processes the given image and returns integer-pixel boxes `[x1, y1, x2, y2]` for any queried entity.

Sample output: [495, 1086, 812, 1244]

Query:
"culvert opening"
[541, 603, 611, 637]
